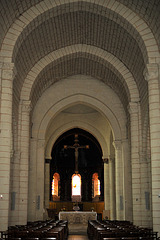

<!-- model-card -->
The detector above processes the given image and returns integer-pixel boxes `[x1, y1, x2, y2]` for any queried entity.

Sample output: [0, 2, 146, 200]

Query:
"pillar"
[36, 139, 45, 220]
[9, 151, 21, 226]
[103, 158, 110, 219]
[122, 139, 133, 221]
[109, 156, 116, 220]
[144, 63, 160, 234]
[44, 158, 51, 219]
[128, 102, 141, 225]
[113, 140, 124, 220]
[0, 62, 14, 231]
[19, 100, 32, 224]
[28, 138, 37, 221]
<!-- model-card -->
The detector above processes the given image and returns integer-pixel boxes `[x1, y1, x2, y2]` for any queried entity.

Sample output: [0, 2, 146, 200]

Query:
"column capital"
[0, 62, 16, 80]
[143, 63, 159, 82]
[45, 159, 51, 164]
[0, 62, 14, 70]
[113, 140, 122, 150]
[21, 100, 32, 113]
[45, 155, 52, 161]
[128, 102, 138, 115]
[103, 158, 109, 164]
[109, 156, 115, 162]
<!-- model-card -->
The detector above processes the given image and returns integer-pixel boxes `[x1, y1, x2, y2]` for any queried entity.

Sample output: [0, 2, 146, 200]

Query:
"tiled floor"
[68, 234, 89, 239]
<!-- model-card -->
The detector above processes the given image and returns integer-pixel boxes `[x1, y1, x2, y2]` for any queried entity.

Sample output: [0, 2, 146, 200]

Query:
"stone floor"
[68, 224, 89, 239]
[68, 235, 89, 239]
[68, 224, 88, 234]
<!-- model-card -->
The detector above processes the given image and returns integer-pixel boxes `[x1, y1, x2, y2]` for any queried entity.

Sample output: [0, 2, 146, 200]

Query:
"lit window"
[98, 179, 100, 195]
[72, 174, 81, 196]
[92, 173, 100, 197]
[52, 177, 55, 195]
[52, 173, 60, 196]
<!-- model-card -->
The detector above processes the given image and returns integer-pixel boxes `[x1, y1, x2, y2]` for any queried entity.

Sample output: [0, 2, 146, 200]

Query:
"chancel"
[50, 129, 104, 214]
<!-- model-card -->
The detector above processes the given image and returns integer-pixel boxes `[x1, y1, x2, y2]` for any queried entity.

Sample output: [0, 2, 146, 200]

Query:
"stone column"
[122, 139, 133, 221]
[44, 158, 51, 220]
[36, 139, 45, 220]
[128, 102, 141, 226]
[144, 63, 160, 233]
[44, 158, 51, 206]
[113, 140, 124, 220]
[28, 138, 37, 222]
[19, 100, 32, 224]
[109, 156, 116, 220]
[9, 151, 21, 226]
[103, 158, 110, 219]
[0, 62, 14, 231]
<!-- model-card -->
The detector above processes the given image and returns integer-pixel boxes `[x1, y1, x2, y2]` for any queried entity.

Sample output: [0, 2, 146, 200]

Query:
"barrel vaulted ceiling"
[0, 0, 160, 116]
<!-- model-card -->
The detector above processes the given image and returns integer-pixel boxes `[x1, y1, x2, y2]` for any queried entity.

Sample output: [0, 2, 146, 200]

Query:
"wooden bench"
[88, 220, 158, 240]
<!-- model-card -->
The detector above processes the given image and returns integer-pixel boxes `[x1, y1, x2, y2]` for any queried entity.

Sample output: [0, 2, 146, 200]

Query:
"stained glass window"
[52, 173, 60, 196]
[72, 174, 81, 196]
[92, 173, 100, 197]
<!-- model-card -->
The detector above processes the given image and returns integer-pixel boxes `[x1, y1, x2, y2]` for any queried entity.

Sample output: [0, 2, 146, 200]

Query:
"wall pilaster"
[113, 140, 124, 220]
[18, 100, 32, 224]
[144, 63, 160, 233]
[128, 102, 141, 225]
[28, 138, 37, 221]
[36, 139, 45, 220]
[109, 156, 116, 220]
[103, 157, 110, 219]
[44, 158, 51, 219]
[122, 139, 133, 221]
[0, 62, 14, 231]
[9, 150, 21, 226]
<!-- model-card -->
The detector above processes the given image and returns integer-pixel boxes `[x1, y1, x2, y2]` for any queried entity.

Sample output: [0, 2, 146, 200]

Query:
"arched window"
[72, 174, 81, 202]
[92, 173, 100, 200]
[52, 173, 60, 201]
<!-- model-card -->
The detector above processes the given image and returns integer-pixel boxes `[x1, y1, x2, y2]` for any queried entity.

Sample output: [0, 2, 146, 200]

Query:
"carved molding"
[109, 156, 115, 162]
[45, 159, 51, 164]
[103, 158, 109, 164]
[45, 155, 52, 160]
[0, 62, 15, 81]
[21, 100, 32, 113]
[0, 62, 14, 70]
[128, 102, 138, 115]
[143, 63, 159, 82]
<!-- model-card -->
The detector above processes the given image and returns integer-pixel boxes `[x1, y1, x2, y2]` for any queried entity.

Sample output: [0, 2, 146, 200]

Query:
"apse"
[50, 128, 104, 202]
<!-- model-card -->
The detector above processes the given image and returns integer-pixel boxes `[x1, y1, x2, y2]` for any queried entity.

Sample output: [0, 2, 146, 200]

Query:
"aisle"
[68, 224, 88, 235]
[68, 223, 89, 239]
[68, 235, 89, 240]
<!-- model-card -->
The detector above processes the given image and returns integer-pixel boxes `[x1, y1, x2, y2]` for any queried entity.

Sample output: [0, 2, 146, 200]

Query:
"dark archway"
[50, 128, 104, 202]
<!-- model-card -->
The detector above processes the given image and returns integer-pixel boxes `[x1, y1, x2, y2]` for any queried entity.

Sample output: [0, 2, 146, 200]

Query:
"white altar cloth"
[59, 211, 97, 224]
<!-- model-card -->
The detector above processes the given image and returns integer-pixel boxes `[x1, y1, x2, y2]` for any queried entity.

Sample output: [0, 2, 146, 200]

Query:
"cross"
[64, 134, 89, 173]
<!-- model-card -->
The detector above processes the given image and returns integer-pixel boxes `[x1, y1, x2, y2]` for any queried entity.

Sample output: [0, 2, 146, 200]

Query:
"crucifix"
[64, 134, 89, 173]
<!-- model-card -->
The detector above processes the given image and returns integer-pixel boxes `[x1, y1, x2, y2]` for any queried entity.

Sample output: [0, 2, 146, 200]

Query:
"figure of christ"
[64, 134, 89, 173]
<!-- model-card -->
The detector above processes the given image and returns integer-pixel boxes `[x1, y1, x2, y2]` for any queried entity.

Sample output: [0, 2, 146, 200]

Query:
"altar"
[59, 211, 97, 224]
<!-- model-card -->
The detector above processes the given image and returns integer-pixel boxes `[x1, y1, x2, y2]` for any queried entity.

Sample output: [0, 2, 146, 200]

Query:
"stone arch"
[32, 76, 126, 142]
[45, 121, 108, 160]
[21, 44, 139, 103]
[1, 0, 159, 64]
